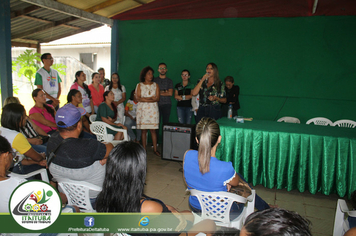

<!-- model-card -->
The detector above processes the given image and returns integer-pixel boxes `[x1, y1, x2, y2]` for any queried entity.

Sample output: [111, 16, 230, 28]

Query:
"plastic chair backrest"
[90, 121, 128, 145]
[89, 114, 97, 123]
[277, 117, 300, 123]
[57, 178, 102, 212]
[306, 117, 333, 126]
[9, 168, 49, 183]
[189, 189, 255, 229]
[333, 119, 356, 128]
[333, 199, 356, 236]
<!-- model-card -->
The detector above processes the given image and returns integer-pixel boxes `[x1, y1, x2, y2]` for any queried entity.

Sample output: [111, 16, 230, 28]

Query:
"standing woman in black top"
[174, 69, 194, 124]
[221, 76, 240, 117]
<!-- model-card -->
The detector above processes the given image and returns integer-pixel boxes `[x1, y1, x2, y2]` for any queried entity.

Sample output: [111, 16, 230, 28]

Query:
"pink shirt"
[29, 105, 57, 133]
[88, 84, 104, 107]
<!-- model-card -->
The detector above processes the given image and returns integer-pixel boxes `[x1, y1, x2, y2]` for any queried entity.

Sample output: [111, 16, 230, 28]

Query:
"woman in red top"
[88, 72, 104, 113]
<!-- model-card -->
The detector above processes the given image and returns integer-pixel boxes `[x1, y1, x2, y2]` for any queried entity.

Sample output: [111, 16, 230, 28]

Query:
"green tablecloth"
[216, 118, 356, 197]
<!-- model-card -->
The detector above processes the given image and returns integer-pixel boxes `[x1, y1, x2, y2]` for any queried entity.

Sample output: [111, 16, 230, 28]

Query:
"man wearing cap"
[47, 104, 113, 203]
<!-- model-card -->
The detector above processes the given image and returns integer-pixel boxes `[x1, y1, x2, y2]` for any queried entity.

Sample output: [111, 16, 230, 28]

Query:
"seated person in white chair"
[96, 90, 127, 140]
[240, 208, 311, 236]
[0, 135, 78, 214]
[0, 135, 27, 212]
[47, 105, 113, 208]
[184, 118, 273, 220]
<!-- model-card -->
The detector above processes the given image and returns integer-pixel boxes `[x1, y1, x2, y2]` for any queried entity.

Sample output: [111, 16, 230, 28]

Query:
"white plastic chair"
[333, 199, 356, 236]
[89, 114, 97, 123]
[277, 116, 300, 123]
[333, 120, 356, 128]
[306, 117, 333, 126]
[9, 168, 49, 183]
[90, 121, 128, 146]
[56, 178, 102, 213]
[188, 189, 255, 230]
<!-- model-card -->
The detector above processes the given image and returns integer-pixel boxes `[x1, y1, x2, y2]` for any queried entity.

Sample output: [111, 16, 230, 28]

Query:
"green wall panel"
[117, 16, 356, 123]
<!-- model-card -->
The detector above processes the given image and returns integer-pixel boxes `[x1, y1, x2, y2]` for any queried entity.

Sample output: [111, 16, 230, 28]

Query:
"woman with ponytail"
[70, 71, 94, 116]
[29, 88, 57, 134]
[183, 117, 271, 217]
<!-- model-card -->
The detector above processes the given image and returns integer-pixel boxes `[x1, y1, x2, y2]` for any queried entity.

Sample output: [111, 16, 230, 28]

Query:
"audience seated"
[47, 105, 113, 207]
[29, 89, 57, 135]
[124, 89, 141, 142]
[96, 90, 127, 140]
[1, 104, 46, 174]
[96, 141, 216, 236]
[0, 135, 79, 215]
[3, 96, 48, 154]
[184, 117, 272, 219]
[67, 89, 96, 139]
[0, 135, 27, 212]
[240, 208, 312, 236]
[71, 71, 94, 116]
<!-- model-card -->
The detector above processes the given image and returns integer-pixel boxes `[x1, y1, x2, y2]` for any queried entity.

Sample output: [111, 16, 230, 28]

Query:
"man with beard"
[153, 63, 173, 148]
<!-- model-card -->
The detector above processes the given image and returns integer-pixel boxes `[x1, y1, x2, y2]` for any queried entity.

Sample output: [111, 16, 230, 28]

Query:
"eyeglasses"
[181, 74, 189, 77]
[158, 67, 167, 70]
[46, 58, 54, 60]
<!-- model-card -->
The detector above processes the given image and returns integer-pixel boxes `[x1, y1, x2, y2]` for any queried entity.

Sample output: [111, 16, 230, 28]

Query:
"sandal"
[153, 150, 161, 157]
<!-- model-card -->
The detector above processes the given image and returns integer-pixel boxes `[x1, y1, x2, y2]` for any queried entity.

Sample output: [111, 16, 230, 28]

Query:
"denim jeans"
[177, 106, 193, 124]
[124, 117, 141, 141]
[31, 143, 47, 154]
[157, 104, 171, 142]
[196, 104, 222, 123]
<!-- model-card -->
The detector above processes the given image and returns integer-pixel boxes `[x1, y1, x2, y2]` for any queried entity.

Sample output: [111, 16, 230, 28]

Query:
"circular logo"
[9, 180, 61, 230]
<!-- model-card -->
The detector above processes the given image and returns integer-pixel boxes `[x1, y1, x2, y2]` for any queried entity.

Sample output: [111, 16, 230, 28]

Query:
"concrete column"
[0, 0, 13, 104]
[111, 20, 119, 74]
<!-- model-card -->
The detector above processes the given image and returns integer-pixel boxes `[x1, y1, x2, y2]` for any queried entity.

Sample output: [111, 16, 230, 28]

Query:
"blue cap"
[55, 104, 86, 128]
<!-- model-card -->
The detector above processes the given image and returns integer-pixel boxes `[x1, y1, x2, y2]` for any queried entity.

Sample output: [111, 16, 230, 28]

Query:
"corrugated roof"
[10, 0, 154, 47]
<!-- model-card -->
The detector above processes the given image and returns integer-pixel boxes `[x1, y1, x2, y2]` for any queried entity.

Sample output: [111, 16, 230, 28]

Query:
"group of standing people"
[24, 53, 242, 151]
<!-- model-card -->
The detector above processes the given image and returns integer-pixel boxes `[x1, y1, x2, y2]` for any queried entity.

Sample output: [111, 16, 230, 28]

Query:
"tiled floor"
[144, 147, 344, 236]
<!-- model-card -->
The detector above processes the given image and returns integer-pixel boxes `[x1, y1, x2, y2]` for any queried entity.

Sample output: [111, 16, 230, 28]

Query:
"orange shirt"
[88, 84, 104, 107]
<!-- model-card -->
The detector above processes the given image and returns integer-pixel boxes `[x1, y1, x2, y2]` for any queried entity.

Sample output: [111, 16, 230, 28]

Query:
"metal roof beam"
[11, 5, 40, 18]
[85, 0, 124, 13]
[12, 22, 55, 39]
[39, 25, 101, 43]
[11, 41, 39, 48]
[20, 0, 113, 26]
[20, 15, 52, 23]
[12, 16, 81, 39]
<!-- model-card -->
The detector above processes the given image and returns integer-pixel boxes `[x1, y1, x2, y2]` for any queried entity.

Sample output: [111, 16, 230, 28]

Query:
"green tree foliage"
[14, 50, 67, 90]
[14, 49, 41, 89]
[51, 63, 67, 76]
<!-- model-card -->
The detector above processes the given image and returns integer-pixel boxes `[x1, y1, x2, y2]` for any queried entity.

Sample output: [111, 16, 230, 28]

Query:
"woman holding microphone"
[191, 63, 226, 123]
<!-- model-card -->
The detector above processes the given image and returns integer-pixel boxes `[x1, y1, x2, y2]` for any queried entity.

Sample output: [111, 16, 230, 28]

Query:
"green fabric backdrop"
[116, 16, 356, 124]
